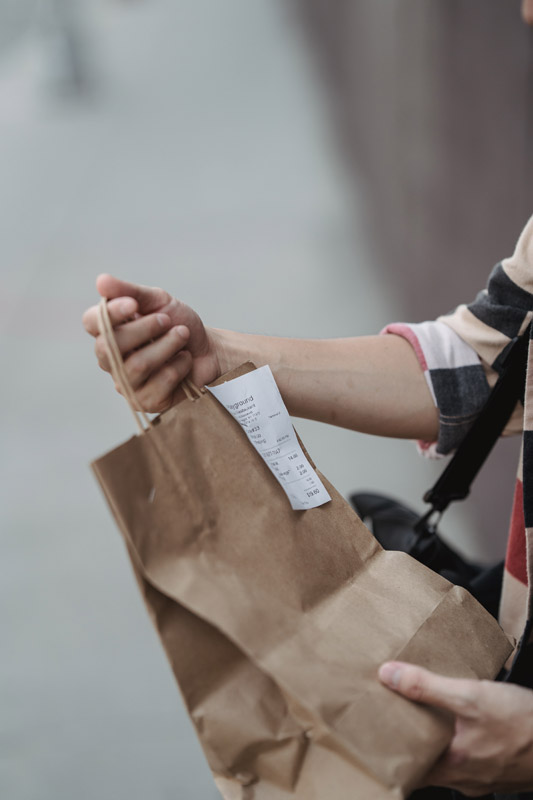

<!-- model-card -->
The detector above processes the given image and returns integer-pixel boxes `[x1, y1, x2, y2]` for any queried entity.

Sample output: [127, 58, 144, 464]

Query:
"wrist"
[207, 327, 282, 378]
[206, 328, 238, 378]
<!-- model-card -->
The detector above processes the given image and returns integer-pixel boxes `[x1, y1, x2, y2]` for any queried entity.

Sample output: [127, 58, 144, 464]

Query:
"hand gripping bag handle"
[96, 298, 203, 434]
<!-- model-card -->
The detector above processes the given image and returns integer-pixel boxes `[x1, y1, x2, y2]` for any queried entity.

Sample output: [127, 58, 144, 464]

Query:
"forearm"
[210, 328, 439, 441]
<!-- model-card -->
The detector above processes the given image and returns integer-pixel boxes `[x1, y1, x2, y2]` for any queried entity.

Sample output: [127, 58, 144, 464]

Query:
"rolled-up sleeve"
[382, 321, 491, 456]
[382, 213, 533, 456]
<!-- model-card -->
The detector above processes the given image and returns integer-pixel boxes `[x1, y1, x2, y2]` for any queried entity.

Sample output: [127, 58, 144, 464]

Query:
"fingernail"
[157, 313, 169, 328]
[379, 662, 402, 688]
[175, 325, 189, 339]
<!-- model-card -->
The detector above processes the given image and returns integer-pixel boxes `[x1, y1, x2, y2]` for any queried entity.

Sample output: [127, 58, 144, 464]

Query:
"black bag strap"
[418, 323, 531, 525]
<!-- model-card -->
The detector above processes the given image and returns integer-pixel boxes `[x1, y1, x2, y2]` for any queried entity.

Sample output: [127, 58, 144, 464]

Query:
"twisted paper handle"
[96, 298, 203, 434]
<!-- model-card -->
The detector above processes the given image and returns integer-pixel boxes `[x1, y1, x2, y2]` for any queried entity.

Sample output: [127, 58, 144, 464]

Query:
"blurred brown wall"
[296, 0, 533, 558]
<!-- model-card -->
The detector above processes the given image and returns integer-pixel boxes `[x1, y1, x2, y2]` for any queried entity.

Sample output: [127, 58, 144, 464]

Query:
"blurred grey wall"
[0, 0, 39, 50]
[295, 0, 533, 558]
[296, 0, 533, 311]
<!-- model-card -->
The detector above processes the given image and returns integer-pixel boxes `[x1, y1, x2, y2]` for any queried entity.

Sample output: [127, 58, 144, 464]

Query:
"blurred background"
[1, 1, 532, 798]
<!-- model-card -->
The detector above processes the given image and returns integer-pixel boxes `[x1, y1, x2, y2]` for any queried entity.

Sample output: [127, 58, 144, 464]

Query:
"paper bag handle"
[96, 298, 203, 434]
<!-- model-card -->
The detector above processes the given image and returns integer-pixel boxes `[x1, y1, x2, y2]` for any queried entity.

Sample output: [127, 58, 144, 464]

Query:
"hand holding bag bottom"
[91, 301, 513, 800]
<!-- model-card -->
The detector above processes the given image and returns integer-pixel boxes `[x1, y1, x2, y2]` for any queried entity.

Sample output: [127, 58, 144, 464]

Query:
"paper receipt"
[207, 365, 331, 510]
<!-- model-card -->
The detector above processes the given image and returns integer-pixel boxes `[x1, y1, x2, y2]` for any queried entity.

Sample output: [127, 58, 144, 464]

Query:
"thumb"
[96, 274, 171, 314]
[378, 662, 479, 717]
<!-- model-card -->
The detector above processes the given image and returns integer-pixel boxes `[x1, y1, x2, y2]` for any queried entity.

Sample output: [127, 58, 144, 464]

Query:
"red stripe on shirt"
[381, 324, 429, 372]
[506, 478, 528, 586]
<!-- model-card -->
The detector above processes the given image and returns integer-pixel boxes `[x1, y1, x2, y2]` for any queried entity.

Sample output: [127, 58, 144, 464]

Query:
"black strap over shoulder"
[420, 323, 531, 518]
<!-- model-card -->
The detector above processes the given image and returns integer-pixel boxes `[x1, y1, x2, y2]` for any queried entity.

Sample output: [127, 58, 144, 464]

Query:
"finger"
[94, 312, 181, 370]
[82, 296, 138, 337]
[96, 274, 171, 314]
[523, 0, 533, 25]
[123, 326, 190, 389]
[378, 662, 480, 716]
[134, 350, 193, 413]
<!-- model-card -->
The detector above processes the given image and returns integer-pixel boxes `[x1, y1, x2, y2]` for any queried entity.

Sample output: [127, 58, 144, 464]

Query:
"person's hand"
[82, 274, 221, 412]
[378, 661, 533, 796]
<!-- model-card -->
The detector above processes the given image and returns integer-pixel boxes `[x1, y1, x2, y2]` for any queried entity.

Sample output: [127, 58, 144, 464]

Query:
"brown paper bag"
[92, 302, 512, 800]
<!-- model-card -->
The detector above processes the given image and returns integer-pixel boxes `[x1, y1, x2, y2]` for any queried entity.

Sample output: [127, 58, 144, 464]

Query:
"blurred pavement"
[0, 2, 477, 798]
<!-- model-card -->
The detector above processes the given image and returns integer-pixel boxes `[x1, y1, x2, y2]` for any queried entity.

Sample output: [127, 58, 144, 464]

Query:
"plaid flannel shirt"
[384, 214, 533, 648]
